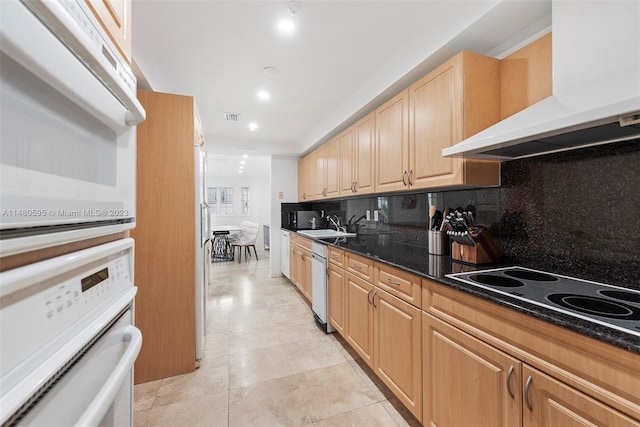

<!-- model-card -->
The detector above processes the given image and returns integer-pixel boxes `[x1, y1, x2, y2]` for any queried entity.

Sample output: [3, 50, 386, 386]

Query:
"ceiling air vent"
[223, 112, 241, 122]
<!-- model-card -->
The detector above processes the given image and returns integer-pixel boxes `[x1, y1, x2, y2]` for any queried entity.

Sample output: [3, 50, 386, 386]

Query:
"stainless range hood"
[443, 0, 640, 160]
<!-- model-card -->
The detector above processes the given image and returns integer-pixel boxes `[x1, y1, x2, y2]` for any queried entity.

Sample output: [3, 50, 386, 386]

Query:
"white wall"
[207, 173, 270, 248]
[269, 156, 299, 277]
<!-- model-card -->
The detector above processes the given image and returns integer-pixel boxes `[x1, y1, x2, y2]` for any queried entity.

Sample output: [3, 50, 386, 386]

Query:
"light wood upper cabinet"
[312, 136, 340, 199]
[501, 33, 552, 120]
[298, 154, 315, 201]
[314, 146, 326, 199]
[85, 0, 132, 62]
[324, 136, 340, 198]
[339, 126, 356, 195]
[375, 89, 410, 193]
[354, 112, 376, 195]
[408, 50, 501, 190]
[339, 111, 376, 197]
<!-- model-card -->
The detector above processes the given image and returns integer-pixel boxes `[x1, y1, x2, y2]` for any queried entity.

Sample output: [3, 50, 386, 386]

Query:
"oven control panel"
[0, 240, 133, 384]
[42, 254, 131, 323]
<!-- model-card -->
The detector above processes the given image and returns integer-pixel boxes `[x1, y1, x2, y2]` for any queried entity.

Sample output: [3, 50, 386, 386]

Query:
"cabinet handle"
[351, 182, 355, 192]
[372, 291, 377, 308]
[402, 171, 408, 186]
[524, 375, 533, 411]
[506, 365, 515, 399]
[353, 264, 362, 270]
[354, 181, 358, 192]
[322, 188, 327, 196]
[367, 288, 373, 305]
[386, 278, 401, 286]
[409, 170, 414, 185]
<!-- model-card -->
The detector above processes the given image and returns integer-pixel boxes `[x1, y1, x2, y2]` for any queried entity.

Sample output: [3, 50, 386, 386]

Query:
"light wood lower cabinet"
[290, 236, 312, 302]
[523, 365, 639, 427]
[333, 257, 423, 420]
[345, 272, 374, 367]
[374, 288, 422, 420]
[423, 311, 522, 427]
[423, 279, 640, 426]
[328, 263, 346, 335]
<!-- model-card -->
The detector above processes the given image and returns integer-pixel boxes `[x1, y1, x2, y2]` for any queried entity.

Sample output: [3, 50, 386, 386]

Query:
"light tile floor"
[134, 249, 421, 427]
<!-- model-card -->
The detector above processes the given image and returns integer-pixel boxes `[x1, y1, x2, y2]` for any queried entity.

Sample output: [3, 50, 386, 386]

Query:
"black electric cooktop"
[447, 267, 640, 337]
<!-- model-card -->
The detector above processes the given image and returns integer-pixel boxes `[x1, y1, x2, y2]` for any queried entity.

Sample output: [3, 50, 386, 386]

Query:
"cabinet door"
[302, 250, 312, 302]
[375, 89, 409, 193]
[523, 365, 639, 427]
[328, 264, 345, 335]
[324, 136, 340, 198]
[423, 312, 522, 427]
[373, 289, 422, 420]
[339, 127, 355, 196]
[289, 245, 297, 284]
[345, 273, 374, 367]
[354, 111, 376, 195]
[293, 246, 305, 293]
[314, 147, 326, 199]
[408, 60, 464, 189]
[85, 0, 131, 61]
[298, 157, 307, 201]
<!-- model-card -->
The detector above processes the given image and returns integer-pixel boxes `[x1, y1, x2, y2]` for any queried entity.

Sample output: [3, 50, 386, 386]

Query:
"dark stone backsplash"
[284, 140, 640, 289]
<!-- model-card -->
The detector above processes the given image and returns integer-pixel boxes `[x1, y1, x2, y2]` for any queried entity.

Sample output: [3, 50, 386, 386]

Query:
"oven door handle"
[74, 325, 142, 427]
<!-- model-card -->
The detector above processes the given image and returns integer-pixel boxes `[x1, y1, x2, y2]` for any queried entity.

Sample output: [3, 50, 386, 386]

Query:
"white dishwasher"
[311, 241, 335, 333]
[281, 230, 290, 279]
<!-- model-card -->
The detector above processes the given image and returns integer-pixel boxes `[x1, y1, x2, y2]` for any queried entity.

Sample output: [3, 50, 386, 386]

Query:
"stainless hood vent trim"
[444, 0, 640, 160]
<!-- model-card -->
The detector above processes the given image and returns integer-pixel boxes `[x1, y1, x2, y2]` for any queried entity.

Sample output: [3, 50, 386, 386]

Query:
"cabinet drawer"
[296, 235, 313, 251]
[346, 253, 373, 282]
[374, 262, 421, 308]
[328, 247, 344, 267]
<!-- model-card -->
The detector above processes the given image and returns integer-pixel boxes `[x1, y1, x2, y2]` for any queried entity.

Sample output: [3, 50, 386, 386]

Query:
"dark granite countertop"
[284, 228, 640, 355]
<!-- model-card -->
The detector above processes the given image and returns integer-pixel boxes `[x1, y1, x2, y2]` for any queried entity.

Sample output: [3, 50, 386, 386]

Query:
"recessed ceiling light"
[240, 161, 246, 165]
[263, 66, 280, 75]
[278, 18, 294, 33]
[239, 165, 244, 169]
[238, 170, 243, 174]
[242, 154, 248, 158]
[257, 90, 270, 101]
[248, 122, 258, 131]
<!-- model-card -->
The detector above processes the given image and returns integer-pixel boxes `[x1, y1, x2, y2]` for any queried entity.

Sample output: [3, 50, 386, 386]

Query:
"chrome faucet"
[328, 215, 346, 232]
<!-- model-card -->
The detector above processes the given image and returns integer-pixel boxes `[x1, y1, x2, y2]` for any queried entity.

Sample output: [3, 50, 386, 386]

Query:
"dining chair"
[229, 221, 260, 263]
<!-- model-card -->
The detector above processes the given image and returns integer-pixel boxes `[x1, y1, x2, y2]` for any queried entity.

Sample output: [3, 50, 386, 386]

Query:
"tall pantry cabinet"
[132, 90, 199, 384]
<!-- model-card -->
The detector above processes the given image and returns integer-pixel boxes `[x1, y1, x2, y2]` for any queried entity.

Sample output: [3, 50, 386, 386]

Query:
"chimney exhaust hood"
[443, 0, 640, 160]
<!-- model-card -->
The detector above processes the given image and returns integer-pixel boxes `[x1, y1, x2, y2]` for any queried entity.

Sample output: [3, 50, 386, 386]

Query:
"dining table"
[211, 225, 242, 262]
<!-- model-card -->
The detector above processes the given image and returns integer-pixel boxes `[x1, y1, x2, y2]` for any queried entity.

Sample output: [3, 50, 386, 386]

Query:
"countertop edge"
[282, 228, 640, 354]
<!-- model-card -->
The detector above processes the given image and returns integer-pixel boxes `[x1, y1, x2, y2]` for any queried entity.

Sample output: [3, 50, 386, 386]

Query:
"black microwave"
[289, 211, 322, 230]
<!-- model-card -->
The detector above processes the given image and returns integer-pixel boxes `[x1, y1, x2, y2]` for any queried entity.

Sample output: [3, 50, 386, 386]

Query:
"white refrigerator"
[195, 146, 210, 363]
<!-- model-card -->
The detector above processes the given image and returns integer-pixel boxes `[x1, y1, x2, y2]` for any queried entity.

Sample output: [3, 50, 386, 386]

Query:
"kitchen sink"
[297, 229, 357, 239]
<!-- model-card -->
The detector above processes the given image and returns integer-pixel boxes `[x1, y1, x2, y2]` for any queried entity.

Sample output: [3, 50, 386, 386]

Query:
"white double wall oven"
[0, 0, 144, 425]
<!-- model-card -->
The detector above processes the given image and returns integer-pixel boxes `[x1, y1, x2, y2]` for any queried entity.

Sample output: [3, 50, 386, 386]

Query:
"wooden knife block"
[451, 227, 502, 265]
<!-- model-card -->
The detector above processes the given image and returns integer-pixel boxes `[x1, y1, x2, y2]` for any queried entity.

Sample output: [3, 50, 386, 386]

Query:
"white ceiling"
[132, 0, 551, 161]
[207, 153, 271, 178]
